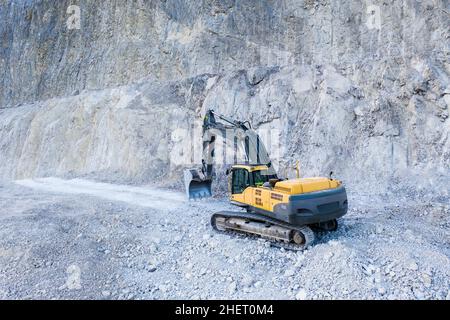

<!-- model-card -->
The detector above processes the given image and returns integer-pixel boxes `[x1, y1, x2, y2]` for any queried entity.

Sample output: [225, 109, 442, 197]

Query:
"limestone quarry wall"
[0, 0, 449, 199]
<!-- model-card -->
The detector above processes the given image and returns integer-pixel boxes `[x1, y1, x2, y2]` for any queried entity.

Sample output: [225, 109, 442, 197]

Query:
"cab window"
[232, 169, 249, 194]
[252, 169, 276, 186]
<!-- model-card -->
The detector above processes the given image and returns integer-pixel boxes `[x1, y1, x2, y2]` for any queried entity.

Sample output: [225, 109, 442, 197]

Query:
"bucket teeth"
[184, 169, 212, 200]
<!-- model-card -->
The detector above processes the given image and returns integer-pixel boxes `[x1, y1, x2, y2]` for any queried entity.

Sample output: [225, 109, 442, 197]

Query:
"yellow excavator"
[184, 110, 348, 250]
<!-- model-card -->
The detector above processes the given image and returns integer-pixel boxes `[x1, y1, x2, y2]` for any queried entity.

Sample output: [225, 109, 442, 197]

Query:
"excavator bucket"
[184, 169, 212, 200]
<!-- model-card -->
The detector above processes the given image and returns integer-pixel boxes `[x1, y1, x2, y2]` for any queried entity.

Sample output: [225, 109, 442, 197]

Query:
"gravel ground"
[0, 178, 449, 300]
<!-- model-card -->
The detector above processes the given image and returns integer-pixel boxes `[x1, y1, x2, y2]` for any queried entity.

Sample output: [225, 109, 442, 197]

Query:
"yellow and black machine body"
[227, 164, 347, 227]
[184, 109, 348, 250]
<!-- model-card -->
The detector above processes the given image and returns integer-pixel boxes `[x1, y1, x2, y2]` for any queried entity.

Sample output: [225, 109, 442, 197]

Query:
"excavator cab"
[228, 165, 277, 195]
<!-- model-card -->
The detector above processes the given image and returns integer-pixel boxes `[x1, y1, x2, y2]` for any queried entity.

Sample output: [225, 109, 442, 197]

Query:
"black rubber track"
[211, 210, 315, 251]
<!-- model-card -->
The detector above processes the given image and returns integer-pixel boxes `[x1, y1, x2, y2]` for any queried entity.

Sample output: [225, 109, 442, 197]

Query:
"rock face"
[0, 0, 449, 198]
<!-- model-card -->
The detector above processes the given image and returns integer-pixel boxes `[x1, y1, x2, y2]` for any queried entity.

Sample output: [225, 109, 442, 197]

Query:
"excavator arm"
[184, 109, 276, 199]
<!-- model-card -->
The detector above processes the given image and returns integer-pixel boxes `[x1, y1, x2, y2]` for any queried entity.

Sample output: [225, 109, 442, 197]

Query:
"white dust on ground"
[15, 178, 186, 210]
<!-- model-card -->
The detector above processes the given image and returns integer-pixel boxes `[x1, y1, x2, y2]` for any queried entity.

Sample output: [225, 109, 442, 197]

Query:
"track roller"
[211, 211, 315, 251]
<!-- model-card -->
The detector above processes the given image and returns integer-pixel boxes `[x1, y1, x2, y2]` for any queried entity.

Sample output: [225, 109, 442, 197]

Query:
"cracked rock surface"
[0, 1, 448, 198]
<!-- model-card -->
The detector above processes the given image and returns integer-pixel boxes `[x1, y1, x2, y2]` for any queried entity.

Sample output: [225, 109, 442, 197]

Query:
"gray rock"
[295, 289, 308, 300]
[228, 282, 237, 293]
[101, 290, 111, 298]
[407, 260, 419, 271]
[284, 269, 295, 277]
